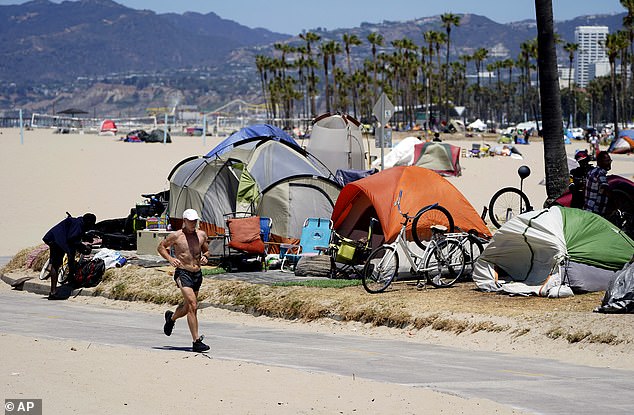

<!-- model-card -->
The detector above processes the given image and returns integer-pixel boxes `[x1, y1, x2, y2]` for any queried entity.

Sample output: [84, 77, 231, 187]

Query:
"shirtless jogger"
[158, 208, 210, 352]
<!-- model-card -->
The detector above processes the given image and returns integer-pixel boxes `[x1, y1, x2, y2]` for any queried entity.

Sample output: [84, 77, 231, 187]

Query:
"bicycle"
[606, 187, 634, 239]
[488, 165, 534, 228]
[361, 191, 466, 294]
[444, 231, 487, 279]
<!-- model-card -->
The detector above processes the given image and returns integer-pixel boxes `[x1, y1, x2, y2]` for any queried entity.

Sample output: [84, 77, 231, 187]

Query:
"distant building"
[574, 26, 608, 87]
[589, 58, 611, 80]
[558, 65, 575, 89]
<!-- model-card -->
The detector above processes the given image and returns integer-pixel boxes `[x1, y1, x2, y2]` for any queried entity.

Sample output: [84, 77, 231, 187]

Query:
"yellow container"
[336, 238, 357, 263]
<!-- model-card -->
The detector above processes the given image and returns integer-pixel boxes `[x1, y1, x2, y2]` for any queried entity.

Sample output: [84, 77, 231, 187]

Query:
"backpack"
[72, 258, 106, 288]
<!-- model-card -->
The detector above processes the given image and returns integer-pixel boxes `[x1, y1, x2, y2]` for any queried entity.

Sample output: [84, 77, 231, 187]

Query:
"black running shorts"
[173, 268, 203, 292]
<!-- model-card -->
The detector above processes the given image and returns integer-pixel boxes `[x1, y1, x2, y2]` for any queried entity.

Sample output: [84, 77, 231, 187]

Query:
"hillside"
[0, 0, 626, 116]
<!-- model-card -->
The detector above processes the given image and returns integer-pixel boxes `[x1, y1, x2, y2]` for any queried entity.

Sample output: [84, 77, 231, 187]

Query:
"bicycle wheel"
[362, 246, 399, 293]
[58, 255, 71, 284]
[607, 188, 634, 237]
[461, 234, 485, 279]
[412, 205, 455, 250]
[425, 239, 465, 288]
[39, 258, 52, 280]
[488, 187, 532, 229]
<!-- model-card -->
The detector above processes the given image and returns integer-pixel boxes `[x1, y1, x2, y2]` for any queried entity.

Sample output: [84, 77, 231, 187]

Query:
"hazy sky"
[0, 0, 627, 34]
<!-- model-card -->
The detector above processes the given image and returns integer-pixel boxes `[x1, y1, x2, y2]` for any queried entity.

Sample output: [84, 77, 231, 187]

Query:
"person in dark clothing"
[569, 150, 594, 209]
[42, 213, 97, 299]
[584, 151, 612, 216]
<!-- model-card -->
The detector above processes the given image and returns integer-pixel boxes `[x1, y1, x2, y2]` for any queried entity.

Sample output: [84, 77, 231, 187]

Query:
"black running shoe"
[192, 336, 210, 352]
[163, 310, 175, 336]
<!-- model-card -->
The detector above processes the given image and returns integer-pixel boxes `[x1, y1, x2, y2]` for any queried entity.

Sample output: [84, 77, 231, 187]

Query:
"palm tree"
[520, 39, 538, 123]
[441, 13, 461, 123]
[300, 31, 321, 117]
[603, 31, 628, 139]
[621, 0, 634, 121]
[320, 41, 333, 114]
[367, 32, 384, 101]
[472, 47, 489, 120]
[563, 42, 579, 128]
[501, 58, 515, 125]
[343, 33, 362, 116]
[329, 41, 343, 112]
[255, 55, 271, 119]
[535, 0, 567, 206]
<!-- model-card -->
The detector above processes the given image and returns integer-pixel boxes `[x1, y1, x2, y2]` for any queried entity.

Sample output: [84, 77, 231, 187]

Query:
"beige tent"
[306, 113, 367, 172]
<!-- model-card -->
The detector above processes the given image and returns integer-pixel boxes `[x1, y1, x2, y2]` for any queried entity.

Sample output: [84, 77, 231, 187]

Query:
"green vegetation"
[272, 279, 361, 288]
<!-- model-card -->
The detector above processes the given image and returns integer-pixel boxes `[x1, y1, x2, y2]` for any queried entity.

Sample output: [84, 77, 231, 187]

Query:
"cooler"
[137, 229, 172, 256]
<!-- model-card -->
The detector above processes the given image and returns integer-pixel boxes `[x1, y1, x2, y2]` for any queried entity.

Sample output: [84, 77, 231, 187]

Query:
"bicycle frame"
[375, 192, 463, 284]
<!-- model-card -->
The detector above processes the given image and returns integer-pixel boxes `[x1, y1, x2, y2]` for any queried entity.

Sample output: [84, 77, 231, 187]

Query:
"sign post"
[372, 92, 394, 170]
[372, 93, 395, 170]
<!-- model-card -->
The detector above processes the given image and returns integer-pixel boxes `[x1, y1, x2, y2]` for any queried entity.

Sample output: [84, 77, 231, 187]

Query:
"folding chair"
[279, 218, 332, 273]
[222, 212, 271, 272]
[469, 143, 481, 158]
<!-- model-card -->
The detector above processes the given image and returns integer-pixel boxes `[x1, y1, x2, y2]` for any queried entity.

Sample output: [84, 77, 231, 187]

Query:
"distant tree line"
[254, 3, 634, 132]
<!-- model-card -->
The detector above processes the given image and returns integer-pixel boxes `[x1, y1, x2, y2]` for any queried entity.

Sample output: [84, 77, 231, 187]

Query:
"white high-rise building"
[574, 26, 608, 87]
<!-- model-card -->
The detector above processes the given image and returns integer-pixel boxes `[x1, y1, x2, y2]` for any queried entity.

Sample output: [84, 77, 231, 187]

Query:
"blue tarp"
[206, 124, 298, 158]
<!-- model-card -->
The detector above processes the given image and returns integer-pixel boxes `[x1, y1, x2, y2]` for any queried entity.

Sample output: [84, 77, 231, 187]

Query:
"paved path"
[0, 256, 11, 268]
[1, 290, 633, 415]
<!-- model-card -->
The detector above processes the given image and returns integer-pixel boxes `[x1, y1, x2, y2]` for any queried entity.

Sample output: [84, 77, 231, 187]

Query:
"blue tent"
[206, 124, 298, 158]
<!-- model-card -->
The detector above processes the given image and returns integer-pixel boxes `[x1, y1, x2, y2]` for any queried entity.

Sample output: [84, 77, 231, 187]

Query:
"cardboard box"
[137, 229, 172, 256]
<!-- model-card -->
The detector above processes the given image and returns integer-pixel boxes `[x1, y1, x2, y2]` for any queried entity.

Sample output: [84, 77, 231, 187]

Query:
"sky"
[0, 0, 627, 34]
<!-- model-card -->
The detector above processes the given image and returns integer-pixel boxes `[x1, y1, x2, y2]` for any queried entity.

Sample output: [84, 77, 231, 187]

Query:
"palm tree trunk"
[535, 0, 568, 206]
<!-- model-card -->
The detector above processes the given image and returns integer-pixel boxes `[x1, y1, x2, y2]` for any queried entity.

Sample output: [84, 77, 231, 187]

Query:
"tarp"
[331, 166, 491, 244]
[473, 207, 634, 295]
[169, 138, 338, 241]
[146, 129, 171, 143]
[206, 124, 297, 158]
[371, 136, 420, 169]
[334, 168, 378, 187]
[306, 113, 366, 172]
[412, 142, 461, 176]
[596, 262, 634, 313]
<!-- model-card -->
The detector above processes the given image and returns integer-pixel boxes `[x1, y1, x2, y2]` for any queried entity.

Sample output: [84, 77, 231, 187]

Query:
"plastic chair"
[279, 218, 333, 272]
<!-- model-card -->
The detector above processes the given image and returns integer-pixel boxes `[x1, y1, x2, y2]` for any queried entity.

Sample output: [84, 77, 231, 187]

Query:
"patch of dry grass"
[2, 247, 631, 348]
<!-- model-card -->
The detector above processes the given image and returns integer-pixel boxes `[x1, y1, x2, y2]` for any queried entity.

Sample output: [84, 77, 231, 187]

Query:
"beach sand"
[1, 127, 633, 414]
[1, 127, 632, 256]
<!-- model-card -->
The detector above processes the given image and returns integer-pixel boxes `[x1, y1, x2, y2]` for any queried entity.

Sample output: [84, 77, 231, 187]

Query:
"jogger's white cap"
[182, 209, 199, 221]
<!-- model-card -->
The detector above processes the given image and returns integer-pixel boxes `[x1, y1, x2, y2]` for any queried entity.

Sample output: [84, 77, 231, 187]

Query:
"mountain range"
[0, 0, 626, 114]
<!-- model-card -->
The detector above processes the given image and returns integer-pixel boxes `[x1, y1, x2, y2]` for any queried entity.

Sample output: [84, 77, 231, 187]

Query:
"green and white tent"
[473, 206, 634, 296]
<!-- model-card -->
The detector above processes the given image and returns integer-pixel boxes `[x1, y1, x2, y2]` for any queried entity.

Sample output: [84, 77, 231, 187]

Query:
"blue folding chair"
[279, 218, 332, 272]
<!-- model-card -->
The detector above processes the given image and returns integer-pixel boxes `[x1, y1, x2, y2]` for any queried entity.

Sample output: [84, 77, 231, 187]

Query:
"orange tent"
[331, 166, 491, 244]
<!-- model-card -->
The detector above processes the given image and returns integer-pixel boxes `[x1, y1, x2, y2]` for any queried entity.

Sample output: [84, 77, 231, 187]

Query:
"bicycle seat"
[430, 224, 448, 234]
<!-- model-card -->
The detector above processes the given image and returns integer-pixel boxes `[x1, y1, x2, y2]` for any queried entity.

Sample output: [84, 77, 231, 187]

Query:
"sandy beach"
[1, 127, 632, 256]
[1, 126, 633, 414]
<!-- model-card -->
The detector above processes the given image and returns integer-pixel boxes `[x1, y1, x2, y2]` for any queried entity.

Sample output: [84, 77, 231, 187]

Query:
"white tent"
[467, 119, 487, 131]
[371, 136, 420, 169]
